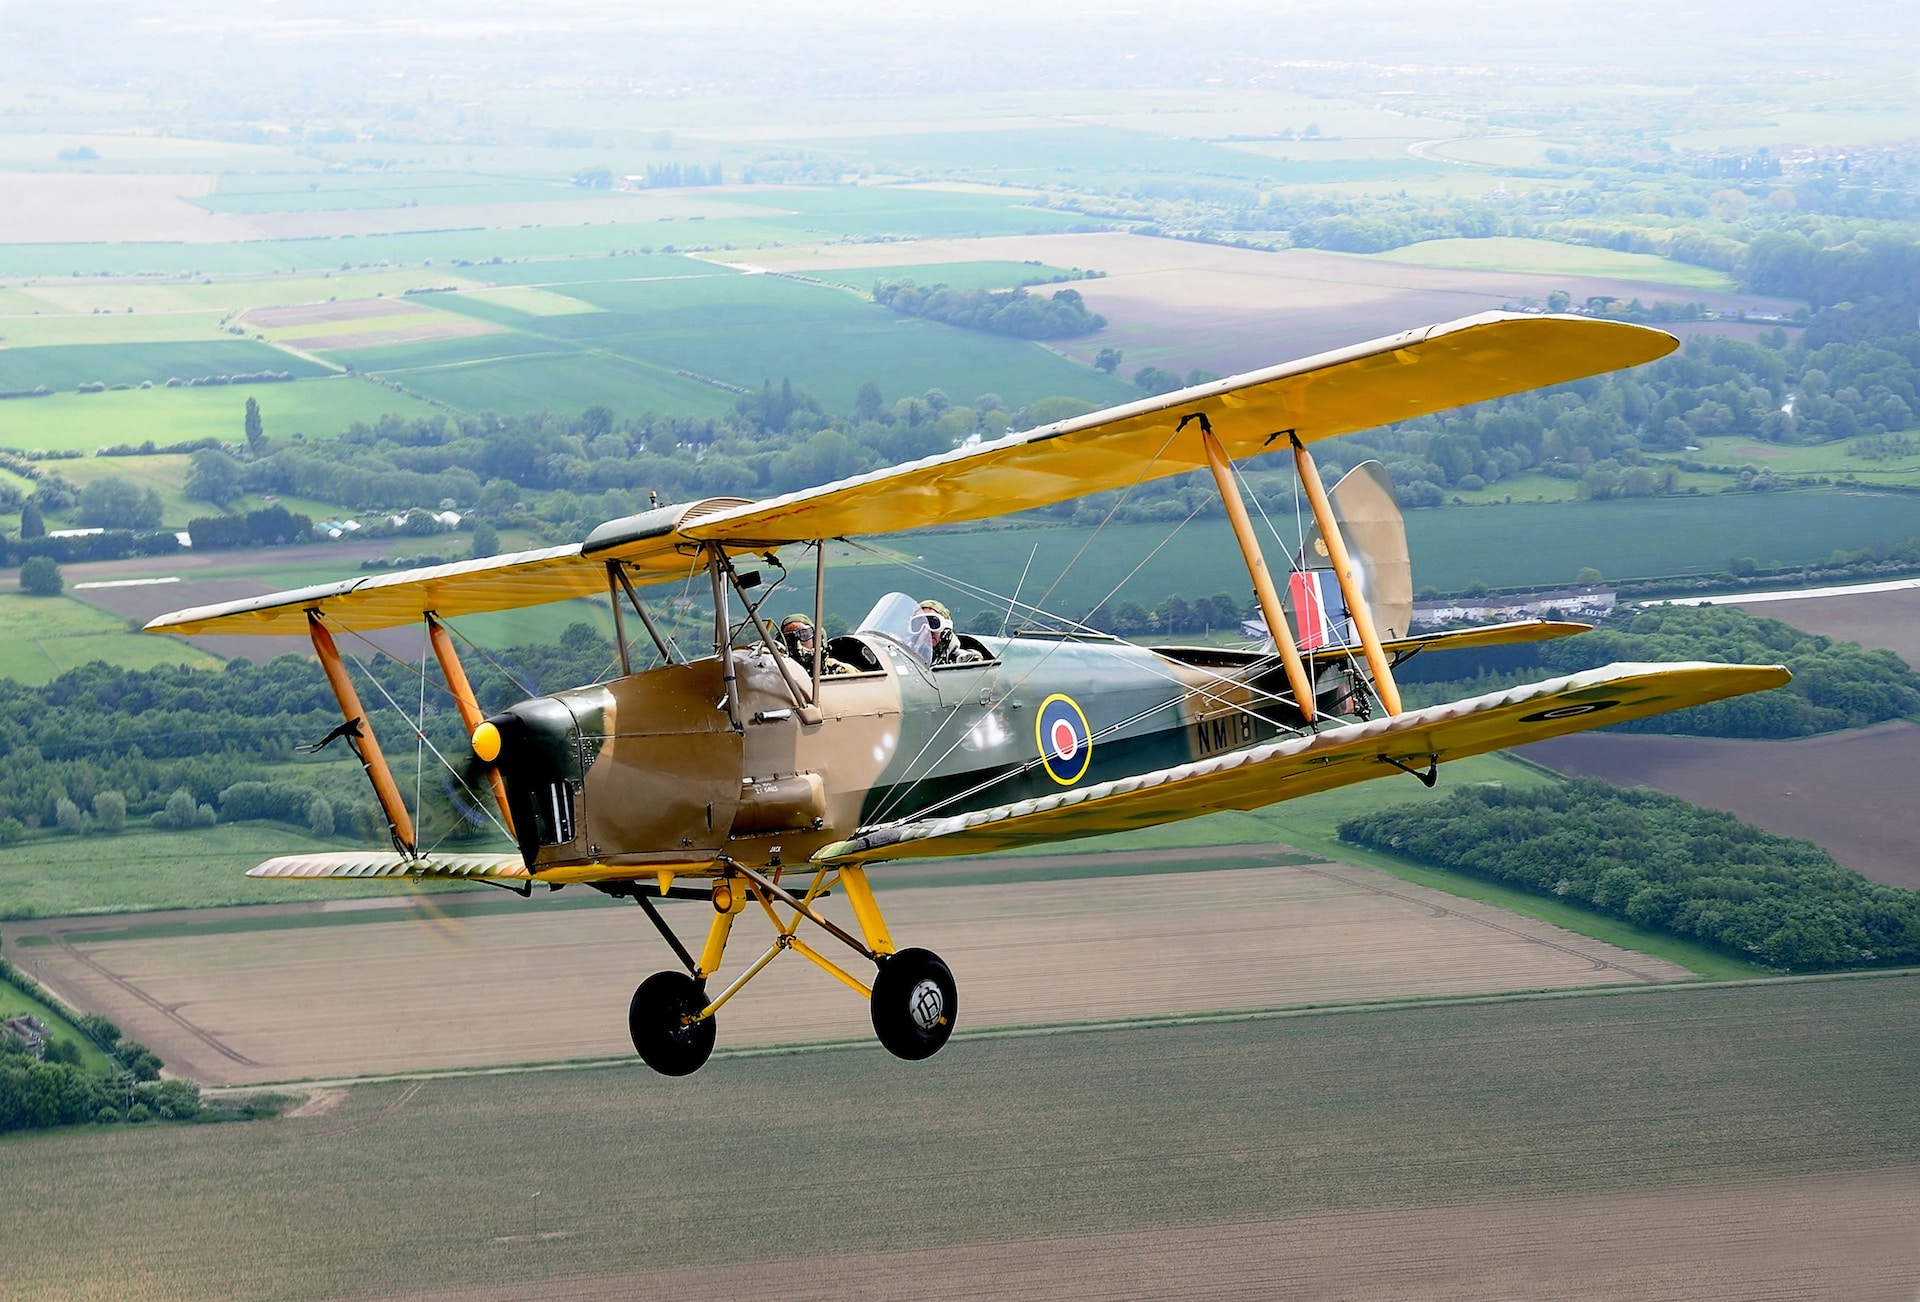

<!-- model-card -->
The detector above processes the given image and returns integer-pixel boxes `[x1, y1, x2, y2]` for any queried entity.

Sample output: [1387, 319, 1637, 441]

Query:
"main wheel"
[870, 947, 957, 1061]
[628, 970, 716, 1077]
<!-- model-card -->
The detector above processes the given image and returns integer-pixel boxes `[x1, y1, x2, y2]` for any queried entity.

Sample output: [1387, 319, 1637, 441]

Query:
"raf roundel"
[1036, 693, 1093, 786]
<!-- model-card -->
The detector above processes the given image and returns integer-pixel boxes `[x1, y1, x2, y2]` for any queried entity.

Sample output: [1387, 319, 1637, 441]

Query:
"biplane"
[147, 312, 1790, 1076]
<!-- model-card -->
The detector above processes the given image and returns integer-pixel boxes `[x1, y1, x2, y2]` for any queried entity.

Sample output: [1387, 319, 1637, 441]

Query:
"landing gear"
[628, 970, 715, 1077]
[871, 947, 957, 1061]
[618, 865, 958, 1076]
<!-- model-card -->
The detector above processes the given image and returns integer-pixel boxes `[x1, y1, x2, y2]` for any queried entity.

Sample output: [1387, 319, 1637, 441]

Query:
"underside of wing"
[684, 313, 1675, 546]
[246, 851, 530, 880]
[1379, 618, 1595, 659]
[145, 497, 751, 637]
[816, 661, 1790, 865]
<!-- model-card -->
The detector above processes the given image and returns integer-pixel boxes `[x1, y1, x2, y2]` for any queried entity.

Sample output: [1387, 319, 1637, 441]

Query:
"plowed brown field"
[1522, 720, 1920, 890]
[16, 856, 1687, 1086]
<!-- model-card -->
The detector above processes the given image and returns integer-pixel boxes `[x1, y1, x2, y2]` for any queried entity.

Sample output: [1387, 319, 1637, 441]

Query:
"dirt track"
[17, 855, 1688, 1086]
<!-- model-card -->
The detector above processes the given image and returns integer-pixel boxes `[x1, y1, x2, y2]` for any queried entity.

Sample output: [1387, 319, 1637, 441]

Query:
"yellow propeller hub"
[471, 721, 502, 763]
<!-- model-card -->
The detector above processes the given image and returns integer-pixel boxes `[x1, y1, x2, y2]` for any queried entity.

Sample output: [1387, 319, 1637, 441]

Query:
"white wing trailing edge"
[246, 851, 529, 880]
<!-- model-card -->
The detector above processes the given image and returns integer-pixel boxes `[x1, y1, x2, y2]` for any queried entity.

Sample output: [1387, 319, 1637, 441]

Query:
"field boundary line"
[206, 966, 1920, 1095]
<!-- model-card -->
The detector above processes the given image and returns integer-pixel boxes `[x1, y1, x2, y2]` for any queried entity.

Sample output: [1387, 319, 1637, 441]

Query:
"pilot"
[779, 613, 854, 676]
[914, 599, 983, 666]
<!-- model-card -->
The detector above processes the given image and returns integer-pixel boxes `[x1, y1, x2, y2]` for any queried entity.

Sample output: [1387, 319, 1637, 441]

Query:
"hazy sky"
[4, 0, 1915, 104]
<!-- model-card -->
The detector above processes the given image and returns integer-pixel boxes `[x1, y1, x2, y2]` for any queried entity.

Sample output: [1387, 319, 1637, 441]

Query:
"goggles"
[910, 610, 948, 636]
[783, 624, 815, 643]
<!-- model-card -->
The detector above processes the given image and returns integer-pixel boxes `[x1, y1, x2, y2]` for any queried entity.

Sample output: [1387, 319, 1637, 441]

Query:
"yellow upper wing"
[144, 496, 751, 637]
[816, 661, 1790, 864]
[685, 313, 1674, 545]
[146, 313, 1672, 638]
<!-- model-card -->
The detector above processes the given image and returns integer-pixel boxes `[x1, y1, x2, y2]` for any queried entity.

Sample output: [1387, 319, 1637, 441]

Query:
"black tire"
[628, 970, 716, 1077]
[870, 947, 957, 1061]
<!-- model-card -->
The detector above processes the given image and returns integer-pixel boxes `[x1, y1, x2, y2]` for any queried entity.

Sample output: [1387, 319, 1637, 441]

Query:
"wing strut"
[425, 614, 515, 840]
[1291, 434, 1403, 716]
[308, 613, 416, 855]
[1193, 418, 1317, 723]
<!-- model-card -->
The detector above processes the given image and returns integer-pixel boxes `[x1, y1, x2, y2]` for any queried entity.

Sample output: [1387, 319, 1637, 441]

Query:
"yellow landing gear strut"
[622, 863, 956, 1076]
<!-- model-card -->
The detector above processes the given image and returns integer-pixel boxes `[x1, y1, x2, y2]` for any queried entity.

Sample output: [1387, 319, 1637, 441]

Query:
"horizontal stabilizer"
[818, 660, 1790, 865]
[246, 851, 529, 881]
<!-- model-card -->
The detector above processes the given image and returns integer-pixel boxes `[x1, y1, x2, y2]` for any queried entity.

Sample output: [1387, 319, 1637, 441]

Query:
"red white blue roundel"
[1036, 693, 1093, 785]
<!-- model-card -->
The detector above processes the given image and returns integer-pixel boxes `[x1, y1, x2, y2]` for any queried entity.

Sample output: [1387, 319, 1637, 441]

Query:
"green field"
[0, 593, 221, 685]
[1, 975, 1913, 1296]
[345, 269, 1133, 417]
[0, 376, 436, 454]
[0, 823, 475, 920]
[0, 187, 1104, 280]
[1648, 433, 1920, 485]
[0, 341, 328, 394]
[823, 487, 1920, 624]
[1372, 237, 1736, 291]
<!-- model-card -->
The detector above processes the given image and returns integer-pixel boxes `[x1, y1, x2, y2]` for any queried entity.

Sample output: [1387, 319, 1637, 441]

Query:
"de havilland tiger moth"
[145, 312, 1791, 1076]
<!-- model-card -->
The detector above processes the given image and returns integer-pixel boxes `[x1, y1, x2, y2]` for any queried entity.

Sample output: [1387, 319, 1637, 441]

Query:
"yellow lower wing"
[247, 851, 529, 881]
[819, 661, 1790, 864]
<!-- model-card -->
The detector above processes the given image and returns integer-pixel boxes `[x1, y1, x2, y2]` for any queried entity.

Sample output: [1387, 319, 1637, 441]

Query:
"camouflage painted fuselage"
[483, 630, 1343, 881]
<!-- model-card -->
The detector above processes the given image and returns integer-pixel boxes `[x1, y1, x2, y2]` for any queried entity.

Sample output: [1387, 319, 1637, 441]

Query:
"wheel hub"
[908, 978, 945, 1030]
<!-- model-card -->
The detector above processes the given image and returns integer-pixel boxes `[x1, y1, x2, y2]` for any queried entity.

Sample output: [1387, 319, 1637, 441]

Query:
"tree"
[469, 518, 499, 559]
[1546, 290, 1573, 313]
[92, 790, 126, 834]
[19, 556, 62, 596]
[54, 796, 89, 835]
[244, 396, 264, 456]
[1094, 347, 1122, 374]
[75, 478, 163, 531]
[854, 382, 884, 422]
[185, 448, 241, 505]
[1575, 566, 1604, 585]
[18, 499, 44, 540]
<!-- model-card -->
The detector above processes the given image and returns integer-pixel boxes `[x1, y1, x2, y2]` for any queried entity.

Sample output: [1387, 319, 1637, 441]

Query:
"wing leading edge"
[816, 661, 1790, 864]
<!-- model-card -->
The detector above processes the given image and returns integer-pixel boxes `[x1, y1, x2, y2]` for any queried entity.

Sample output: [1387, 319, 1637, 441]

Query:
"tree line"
[1395, 605, 1920, 739]
[872, 280, 1106, 339]
[1338, 778, 1920, 972]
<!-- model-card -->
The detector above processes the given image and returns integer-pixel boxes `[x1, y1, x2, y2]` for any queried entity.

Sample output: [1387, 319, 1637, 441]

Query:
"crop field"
[1523, 721, 1920, 891]
[1372, 237, 1735, 290]
[0, 976, 1915, 1298]
[13, 850, 1690, 1086]
[0, 185, 1102, 280]
[0, 592, 220, 685]
[340, 268, 1134, 417]
[751, 231, 1800, 378]
[0, 377, 437, 454]
[191, 171, 615, 215]
[0, 341, 329, 394]
[798, 125, 1454, 191]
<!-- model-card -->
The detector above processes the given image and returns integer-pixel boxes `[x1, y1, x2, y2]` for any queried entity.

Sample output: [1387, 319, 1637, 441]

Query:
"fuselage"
[480, 621, 1359, 882]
